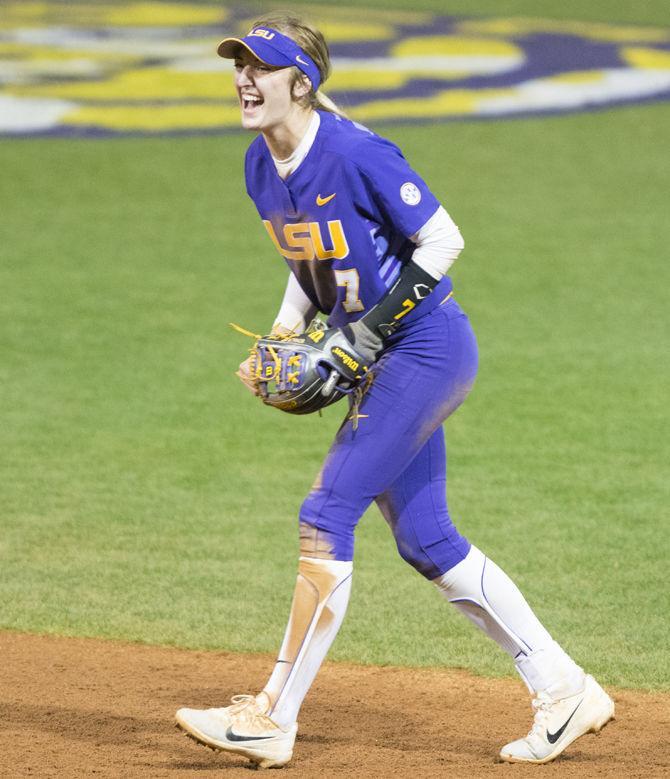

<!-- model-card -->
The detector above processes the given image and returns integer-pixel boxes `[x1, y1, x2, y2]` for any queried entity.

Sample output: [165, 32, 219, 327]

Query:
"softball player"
[176, 12, 614, 768]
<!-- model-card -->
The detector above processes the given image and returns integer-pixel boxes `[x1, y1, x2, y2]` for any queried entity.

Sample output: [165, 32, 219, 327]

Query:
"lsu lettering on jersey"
[245, 111, 453, 328]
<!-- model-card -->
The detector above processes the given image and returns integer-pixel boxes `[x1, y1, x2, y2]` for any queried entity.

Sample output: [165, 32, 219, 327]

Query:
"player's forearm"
[342, 259, 440, 359]
[273, 272, 318, 334]
[343, 206, 463, 356]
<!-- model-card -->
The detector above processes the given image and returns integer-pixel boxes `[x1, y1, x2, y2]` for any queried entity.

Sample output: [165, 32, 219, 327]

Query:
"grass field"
[2, 1, 669, 692]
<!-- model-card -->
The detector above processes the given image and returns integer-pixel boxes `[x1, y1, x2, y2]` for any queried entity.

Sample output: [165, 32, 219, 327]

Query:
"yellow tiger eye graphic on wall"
[1, 2, 669, 136]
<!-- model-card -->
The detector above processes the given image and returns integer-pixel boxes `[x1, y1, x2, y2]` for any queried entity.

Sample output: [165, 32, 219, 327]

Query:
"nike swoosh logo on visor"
[546, 700, 582, 744]
[225, 726, 275, 742]
[316, 193, 336, 206]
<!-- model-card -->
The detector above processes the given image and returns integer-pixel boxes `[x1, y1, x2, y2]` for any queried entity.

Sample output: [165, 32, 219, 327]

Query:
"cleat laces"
[527, 691, 554, 739]
[227, 694, 277, 732]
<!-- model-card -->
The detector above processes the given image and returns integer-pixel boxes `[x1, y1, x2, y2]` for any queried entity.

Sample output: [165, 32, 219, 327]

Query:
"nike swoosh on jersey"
[546, 700, 582, 744]
[225, 726, 275, 743]
[316, 193, 336, 206]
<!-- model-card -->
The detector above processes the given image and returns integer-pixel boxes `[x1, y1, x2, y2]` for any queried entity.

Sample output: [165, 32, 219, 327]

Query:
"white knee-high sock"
[259, 556, 352, 730]
[433, 546, 584, 695]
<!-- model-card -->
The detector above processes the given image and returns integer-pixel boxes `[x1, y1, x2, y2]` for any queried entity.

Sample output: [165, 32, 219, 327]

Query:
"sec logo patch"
[400, 182, 421, 205]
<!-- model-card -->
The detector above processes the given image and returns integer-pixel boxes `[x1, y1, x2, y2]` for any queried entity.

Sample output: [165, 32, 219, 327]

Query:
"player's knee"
[395, 540, 442, 579]
[394, 534, 471, 580]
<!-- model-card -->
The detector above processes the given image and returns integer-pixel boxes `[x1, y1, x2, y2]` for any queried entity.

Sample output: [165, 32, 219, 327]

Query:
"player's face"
[233, 51, 296, 132]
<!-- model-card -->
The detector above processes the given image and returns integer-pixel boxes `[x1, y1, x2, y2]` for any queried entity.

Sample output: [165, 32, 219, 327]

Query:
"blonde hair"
[249, 11, 347, 117]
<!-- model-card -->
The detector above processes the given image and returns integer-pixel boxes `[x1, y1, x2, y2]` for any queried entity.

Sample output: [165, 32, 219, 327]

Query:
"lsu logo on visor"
[263, 219, 350, 261]
[249, 28, 275, 40]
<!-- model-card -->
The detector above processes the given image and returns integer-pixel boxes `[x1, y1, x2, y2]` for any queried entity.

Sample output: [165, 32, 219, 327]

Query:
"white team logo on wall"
[400, 182, 422, 205]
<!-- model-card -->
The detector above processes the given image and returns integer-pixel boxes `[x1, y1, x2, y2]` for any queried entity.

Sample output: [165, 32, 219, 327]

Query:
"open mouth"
[242, 94, 264, 110]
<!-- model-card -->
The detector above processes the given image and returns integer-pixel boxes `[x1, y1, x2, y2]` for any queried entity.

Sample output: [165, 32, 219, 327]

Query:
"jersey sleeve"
[410, 205, 465, 279]
[346, 135, 441, 238]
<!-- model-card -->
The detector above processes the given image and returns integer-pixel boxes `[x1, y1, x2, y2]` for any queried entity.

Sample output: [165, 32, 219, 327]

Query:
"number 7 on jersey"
[334, 268, 364, 313]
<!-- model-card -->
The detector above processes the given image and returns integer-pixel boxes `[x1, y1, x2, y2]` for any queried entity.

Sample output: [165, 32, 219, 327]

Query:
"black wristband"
[358, 260, 440, 339]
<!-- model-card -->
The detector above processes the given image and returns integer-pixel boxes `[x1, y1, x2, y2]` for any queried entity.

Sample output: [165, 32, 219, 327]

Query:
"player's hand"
[236, 355, 259, 395]
[341, 320, 384, 364]
[317, 327, 373, 386]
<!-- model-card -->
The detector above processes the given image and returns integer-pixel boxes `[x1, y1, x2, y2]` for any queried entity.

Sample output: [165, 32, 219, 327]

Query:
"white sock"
[260, 556, 352, 730]
[433, 546, 584, 694]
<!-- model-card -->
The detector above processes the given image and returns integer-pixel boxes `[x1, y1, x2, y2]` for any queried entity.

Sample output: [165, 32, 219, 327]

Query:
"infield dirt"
[2, 631, 668, 778]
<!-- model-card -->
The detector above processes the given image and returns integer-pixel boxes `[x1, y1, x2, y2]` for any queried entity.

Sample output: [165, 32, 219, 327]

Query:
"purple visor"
[218, 27, 321, 92]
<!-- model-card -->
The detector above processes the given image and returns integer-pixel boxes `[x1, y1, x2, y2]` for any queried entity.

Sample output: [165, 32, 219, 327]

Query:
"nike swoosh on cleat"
[546, 700, 583, 744]
[316, 193, 336, 206]
[225, 726, 275, 743]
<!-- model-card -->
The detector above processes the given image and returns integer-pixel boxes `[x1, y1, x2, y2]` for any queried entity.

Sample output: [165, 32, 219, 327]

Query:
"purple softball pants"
[299, 297, 479, 579]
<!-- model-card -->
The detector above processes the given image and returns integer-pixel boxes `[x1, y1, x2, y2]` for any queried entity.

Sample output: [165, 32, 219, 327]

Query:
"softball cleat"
[499, 674, 614, 764]
[176, 694, 297, 769]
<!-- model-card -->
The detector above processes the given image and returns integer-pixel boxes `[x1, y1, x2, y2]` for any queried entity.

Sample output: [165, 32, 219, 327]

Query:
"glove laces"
[348, 371, 374, 430]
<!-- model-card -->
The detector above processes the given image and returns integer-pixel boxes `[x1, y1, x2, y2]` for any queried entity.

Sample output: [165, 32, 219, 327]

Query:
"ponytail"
[315, 89, 348, 118]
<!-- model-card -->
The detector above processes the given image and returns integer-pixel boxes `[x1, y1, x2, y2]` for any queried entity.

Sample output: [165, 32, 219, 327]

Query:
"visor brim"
[217, 33, 320, 90]
[217, 37, 287, 68]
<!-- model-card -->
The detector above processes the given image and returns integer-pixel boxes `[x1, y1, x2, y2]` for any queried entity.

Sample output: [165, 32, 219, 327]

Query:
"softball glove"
[245, 322, 371, 415]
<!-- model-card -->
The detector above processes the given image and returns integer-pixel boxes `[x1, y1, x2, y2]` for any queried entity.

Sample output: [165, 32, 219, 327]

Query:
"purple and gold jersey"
[245, 111, 453, 328]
